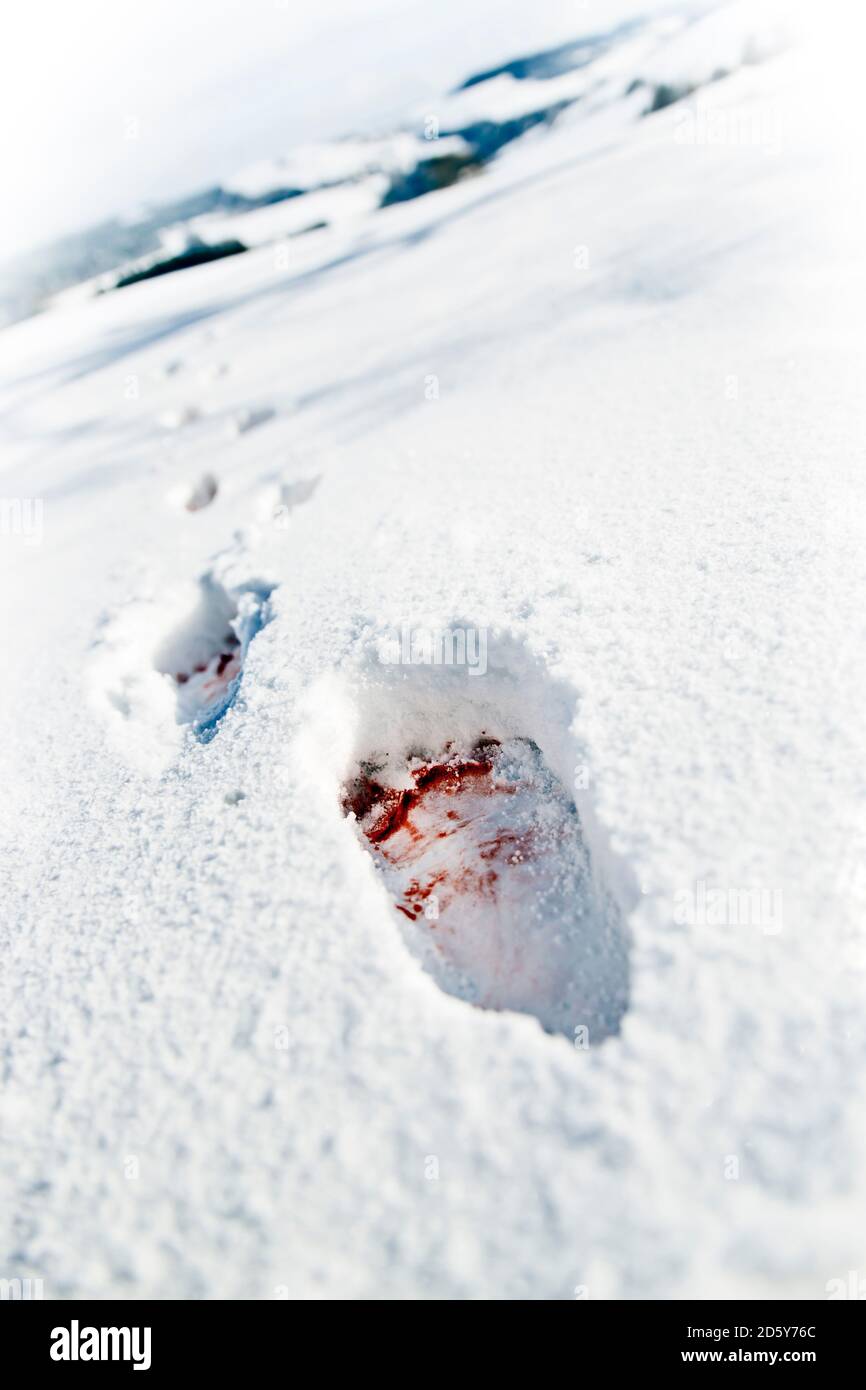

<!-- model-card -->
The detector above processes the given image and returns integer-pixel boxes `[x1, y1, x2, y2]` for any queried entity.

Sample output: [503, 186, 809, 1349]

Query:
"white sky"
[0, 0, 695, 262]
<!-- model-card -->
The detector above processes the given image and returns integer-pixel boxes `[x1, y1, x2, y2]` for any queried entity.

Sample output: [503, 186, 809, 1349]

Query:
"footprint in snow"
[153, 574, 273, 741]
[257, 474, 321, 527]
[159, 404, 200, 430]
[230, 405, 275, 437]
[198, 362, 229, 385]
[337, 638, 632, 1041]
[166, 472, 218, 512]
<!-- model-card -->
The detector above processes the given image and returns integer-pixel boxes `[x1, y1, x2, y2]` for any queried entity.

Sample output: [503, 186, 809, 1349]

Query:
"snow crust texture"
[2, 2, 865, 1300]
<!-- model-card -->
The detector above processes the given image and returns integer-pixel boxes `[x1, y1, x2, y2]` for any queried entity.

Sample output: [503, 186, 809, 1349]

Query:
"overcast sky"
[0, 0, 699, 262]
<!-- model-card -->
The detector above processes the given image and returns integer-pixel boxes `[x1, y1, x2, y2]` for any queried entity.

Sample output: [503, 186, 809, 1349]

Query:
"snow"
[225, 133, 470, 199]
[187, 176, 390, 249]
[1, 2, 865, 1299]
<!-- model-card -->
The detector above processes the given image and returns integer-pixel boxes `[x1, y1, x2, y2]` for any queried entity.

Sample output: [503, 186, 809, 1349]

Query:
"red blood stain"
[477, 827, 535, 862]
[342, 745, 497, 846]
[402, 870, 448, 923]
[343, 740, 544, 926]
[174, 648, 241, 692]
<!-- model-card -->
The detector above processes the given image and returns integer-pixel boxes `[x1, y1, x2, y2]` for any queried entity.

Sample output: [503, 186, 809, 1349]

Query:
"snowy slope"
[2, 4, 865, 1299]
[29, 2, 789, 313]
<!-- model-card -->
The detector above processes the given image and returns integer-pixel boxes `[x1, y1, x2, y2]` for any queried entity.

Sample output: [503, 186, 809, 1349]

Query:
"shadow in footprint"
[153, 574, 273, 742]
[257, 474, 321, 528]
[334, 633, 633, 1042]
[231, 404, 275, 436]
[166, 472, 218, 512]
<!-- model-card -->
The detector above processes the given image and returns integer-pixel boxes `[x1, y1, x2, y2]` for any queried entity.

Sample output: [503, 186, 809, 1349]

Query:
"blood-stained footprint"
[153, 574, 273, 741]
[342, 730, 630, 1040]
